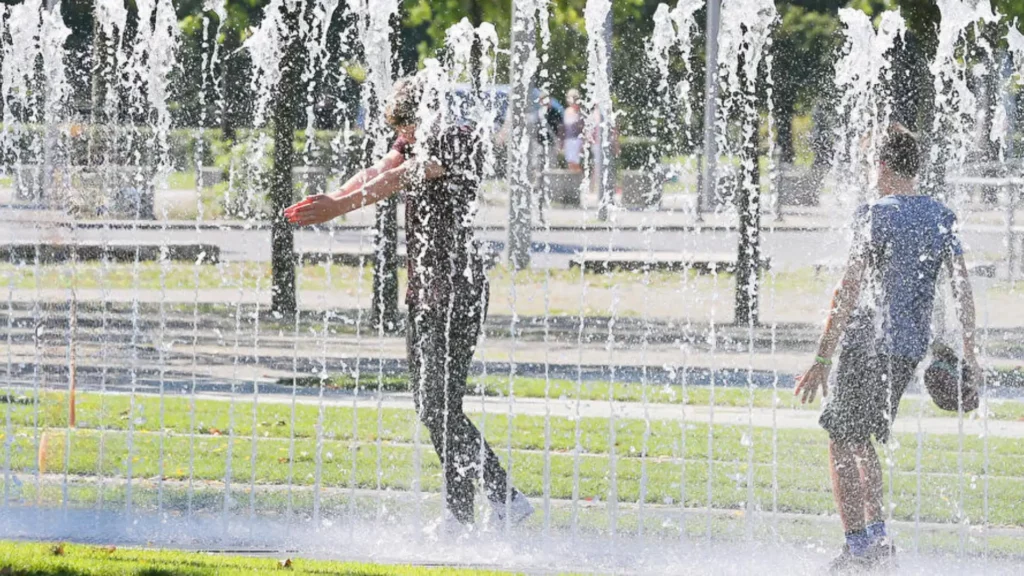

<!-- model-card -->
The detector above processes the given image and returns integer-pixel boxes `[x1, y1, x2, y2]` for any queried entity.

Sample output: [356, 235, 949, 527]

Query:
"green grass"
[0, 262, 372, 293]
[0, 262, 708, 293]
[304, 373, 1024, 421]
[4, 390, 1024, 528]
[0, 540, 517, 575]
[5, 262, 1020, 329]
[161, 181, 229, 221]
[166, 171, 196, 191]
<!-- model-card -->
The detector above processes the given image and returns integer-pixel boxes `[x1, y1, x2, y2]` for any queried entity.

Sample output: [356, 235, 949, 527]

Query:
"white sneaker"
[489, 492, 534, 529]
[424, 510, 470, 541]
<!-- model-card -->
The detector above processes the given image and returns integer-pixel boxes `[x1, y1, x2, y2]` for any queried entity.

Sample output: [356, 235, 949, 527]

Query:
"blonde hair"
[384, 76, 423, 128]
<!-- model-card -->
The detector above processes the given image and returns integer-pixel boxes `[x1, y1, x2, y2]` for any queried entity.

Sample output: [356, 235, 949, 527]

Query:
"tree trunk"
[777, 99, 795, 165]
[507, 1, 533, 270]
[468, 0, 482, 94]
[221, 28, 242, 142]
[370, 11, 401, 334]
[269, 2, 304, 317]
[734, 54, 760, 327]
[371, 194, 400, 333]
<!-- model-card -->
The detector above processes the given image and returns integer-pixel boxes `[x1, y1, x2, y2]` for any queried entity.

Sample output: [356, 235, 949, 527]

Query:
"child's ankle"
[845, 529, 870, 556]
[866, 521, 887, 544]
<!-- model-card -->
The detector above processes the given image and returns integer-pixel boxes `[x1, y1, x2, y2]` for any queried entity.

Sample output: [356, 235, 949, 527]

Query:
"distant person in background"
[794, 125, 979, 573]
[532, 89, 563, 222]
[586, 104, 620, 199]
[535, 89, 563, 159]
[284, 74, 533, 534]
[562, 89, 584, 172]
[532, 90, 562, 181]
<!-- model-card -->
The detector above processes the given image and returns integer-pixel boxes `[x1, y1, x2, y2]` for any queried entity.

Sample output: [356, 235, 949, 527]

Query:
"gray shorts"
[819, 347, 918, 444]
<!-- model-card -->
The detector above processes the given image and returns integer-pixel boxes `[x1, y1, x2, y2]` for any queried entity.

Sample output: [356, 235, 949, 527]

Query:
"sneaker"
[489, 492, 534, 529]
[827, 545, 871, 575]
[827, 541, 897, 575]
[864, 539, 897, 572]
[424, 510, 470, 541]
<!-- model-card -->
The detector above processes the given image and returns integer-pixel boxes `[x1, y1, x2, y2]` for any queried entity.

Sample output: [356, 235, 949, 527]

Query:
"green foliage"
[401, 0, 652, 130]
[774, 3, 839, 109]
[39, 0, 1024, 159]
[0, 540, 515, 576]
[618, 136, 660, 170]
[403, 0, 513, 65]
[997, 1, 1024, 26]
[176, 0, 270, 42]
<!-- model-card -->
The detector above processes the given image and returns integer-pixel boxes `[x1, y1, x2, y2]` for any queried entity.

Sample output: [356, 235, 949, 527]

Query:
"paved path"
[3, 184, 1021, 274]
[4, 183, 1019, 228]
[4, 214, 1017, 273]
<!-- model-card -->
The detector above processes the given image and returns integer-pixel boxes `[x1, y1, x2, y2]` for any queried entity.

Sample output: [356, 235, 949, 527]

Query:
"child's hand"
[284, 195, 339, 226]
[794, 363, 830, 404]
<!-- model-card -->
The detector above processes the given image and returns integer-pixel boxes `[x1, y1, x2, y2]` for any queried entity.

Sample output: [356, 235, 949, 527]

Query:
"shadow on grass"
[279, 374, 410, 392]
[0, 394, 34, 405]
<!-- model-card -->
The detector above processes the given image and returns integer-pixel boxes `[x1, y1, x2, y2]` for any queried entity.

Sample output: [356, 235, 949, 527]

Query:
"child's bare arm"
[947, 250, 978, 363]
[332, 150, 405, 200]
[333, 164, 410, 215]
[817, 254, 868, 359]
[794, 249, 866, 403]
[284, 150, 407, 226]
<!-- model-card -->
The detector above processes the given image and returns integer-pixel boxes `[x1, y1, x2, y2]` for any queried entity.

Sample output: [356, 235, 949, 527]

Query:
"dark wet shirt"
[843, 195, 963, 361]
[392, 125, 485, 313]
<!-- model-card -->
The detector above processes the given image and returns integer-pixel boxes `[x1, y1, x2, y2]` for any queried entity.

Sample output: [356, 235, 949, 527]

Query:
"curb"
[7, 218, 1020, 235]
[5, 218, 837, 234]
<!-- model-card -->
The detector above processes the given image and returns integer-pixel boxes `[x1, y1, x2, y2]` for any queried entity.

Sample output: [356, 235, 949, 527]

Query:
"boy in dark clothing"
[794, 126, 980, 573]
[284, 75, 533, 531]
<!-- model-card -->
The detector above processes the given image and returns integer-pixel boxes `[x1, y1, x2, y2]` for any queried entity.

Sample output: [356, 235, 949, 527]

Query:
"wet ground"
[1, 506, 1020, 575]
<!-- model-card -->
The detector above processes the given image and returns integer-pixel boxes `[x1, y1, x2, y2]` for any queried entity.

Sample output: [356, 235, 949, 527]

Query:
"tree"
[403, 0, 512, 73]
[772, 3, 839, 163]
[402, 0, 652, 114]
[176, 0, 269, 138]
[267, 0, 308, 317]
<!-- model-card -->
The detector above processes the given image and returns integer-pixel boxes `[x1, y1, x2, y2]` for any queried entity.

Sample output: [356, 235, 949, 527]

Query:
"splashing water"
[831, 9, 906, 204]
[0, 1, 1022, 573]
[929, 0, 1001, 195]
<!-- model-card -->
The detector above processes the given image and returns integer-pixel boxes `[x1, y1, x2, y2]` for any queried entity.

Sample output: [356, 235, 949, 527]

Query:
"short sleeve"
[391, 135, 413, 159]
[429, 126, 482, 183]
[850, 204, 872, 260]
[944, 211, 963, 256]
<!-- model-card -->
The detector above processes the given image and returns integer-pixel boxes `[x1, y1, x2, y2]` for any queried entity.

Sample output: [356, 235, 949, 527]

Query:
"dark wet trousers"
[406, 283, 514, 525]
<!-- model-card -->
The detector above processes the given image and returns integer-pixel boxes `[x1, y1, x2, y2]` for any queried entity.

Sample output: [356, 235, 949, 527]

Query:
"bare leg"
[858, 442, 885, 525]
[829, 439, 867, 533]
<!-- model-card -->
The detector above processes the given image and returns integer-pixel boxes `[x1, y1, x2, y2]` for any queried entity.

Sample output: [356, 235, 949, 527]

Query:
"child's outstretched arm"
[284, 150, 405, 226]
[794, 249, 867, 404]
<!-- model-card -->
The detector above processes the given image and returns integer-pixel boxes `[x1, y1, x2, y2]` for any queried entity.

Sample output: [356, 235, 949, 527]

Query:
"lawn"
[305, 372, 1024, 422]
[0, 540, 518, 575]
[0, 261, 831, 326]
[3, 390, 1023, 529]
[5, 262, 1020, 328]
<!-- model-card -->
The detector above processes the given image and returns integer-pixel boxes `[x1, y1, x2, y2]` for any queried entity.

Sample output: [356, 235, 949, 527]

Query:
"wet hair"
[879, 124, 920, 178]
[384, 76, 423, 128]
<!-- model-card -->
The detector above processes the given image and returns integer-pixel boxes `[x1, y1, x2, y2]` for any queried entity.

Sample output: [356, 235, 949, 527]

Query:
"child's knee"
[830, 437, 870, 460]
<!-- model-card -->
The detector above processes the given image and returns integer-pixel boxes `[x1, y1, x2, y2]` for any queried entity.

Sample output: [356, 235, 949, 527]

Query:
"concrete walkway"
[4, 186, 1022, 233]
